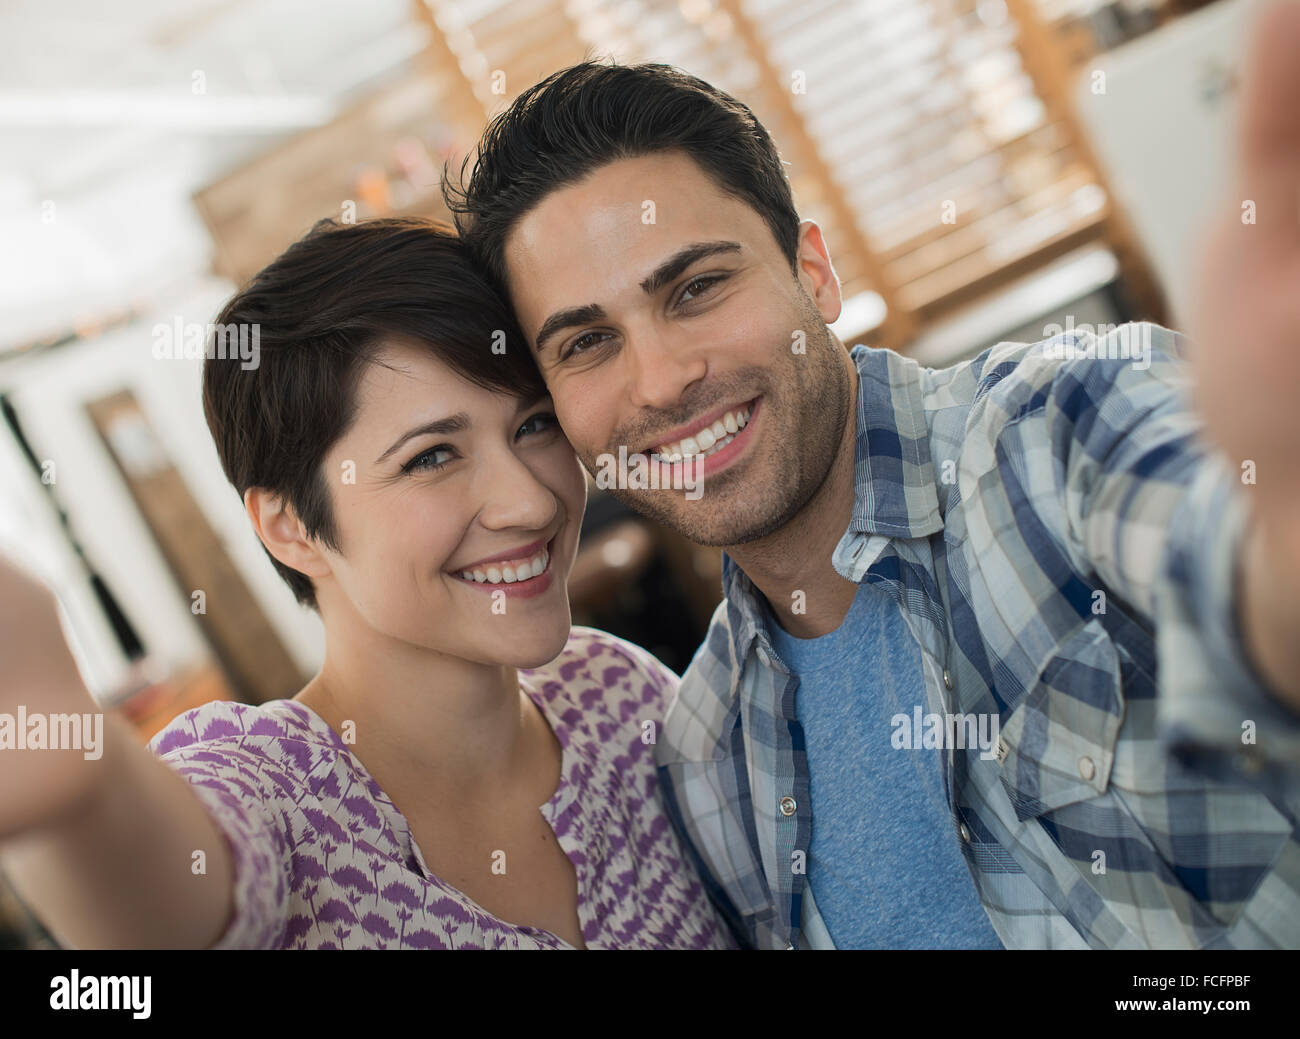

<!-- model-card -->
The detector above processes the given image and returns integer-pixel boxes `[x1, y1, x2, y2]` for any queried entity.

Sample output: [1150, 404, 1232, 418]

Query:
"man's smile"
[645, 398, 757, 463]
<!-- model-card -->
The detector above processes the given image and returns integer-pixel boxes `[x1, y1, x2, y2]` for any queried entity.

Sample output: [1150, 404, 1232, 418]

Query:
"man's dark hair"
[202, 217, 545, 610]
[443, 61, 801, 294]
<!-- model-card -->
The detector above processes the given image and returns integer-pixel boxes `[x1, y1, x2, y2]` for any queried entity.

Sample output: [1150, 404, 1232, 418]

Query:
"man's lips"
[649, 395, 761, 483]
[633, 397, 759, 456]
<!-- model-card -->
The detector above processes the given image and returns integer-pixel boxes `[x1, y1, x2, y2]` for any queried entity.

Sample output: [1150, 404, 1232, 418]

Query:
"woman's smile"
[448, 534, 559, 599]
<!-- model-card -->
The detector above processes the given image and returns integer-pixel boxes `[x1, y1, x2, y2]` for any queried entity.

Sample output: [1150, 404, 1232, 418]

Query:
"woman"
[0, 217, 737, 950]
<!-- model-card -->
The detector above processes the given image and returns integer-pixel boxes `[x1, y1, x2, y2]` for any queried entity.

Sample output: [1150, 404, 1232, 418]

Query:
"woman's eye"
[517, 412, 559, 439]
[402, 446, 454, 473]
[678, 275, 723, 305]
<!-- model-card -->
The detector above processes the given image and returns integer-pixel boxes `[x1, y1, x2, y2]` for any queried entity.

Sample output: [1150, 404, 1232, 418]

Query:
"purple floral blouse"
[149, 627, 737, 949]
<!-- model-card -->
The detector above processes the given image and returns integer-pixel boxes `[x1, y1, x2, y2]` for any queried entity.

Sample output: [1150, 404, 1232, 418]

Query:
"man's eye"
[678, 275, 724, 305]
[516, 412, 558, 439]
[565, 331, 613, 359]
[402, 446, 455, 473]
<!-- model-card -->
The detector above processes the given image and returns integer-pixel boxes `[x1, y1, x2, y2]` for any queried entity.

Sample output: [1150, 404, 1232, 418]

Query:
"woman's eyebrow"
[374, 412, 470, 464]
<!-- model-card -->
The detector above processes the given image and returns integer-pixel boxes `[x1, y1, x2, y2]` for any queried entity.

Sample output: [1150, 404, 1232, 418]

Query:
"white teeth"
[654, 404, 753, 460]
[701, 434, 733, 458]
[460, 547, 549, 584]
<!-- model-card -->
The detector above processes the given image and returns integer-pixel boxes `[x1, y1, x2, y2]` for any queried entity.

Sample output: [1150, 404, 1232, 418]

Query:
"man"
[444, 1, 1300, 949]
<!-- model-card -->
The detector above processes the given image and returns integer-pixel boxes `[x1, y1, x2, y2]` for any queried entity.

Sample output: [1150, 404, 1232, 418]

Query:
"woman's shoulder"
[523, 626, 681, 723]
[149, 698, 322, 752]
[147, 698, 349, 787]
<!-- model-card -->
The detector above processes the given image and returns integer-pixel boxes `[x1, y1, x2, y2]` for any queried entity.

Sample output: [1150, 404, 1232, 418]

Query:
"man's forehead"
[503, 153, 755, 304]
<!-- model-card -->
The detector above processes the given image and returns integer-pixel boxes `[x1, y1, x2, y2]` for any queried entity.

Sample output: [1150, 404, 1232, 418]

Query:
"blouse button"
[942, 669, 953, 691]
[779, 796, 798, 817]
[959, 822, 972, 843]
[1078, 756, 1096, 781]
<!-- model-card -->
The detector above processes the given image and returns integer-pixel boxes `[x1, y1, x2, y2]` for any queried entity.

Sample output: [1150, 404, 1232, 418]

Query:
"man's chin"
[607, 483, 801, 549]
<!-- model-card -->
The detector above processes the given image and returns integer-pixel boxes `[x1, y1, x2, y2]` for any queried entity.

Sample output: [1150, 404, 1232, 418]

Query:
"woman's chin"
[492, 623, 572, 671]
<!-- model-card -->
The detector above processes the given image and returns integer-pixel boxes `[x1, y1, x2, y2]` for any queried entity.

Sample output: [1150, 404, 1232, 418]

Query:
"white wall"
[0, 282, 325, 701]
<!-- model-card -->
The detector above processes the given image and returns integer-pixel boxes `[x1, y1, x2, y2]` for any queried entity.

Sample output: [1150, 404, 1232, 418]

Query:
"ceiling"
[0, 0, 428, 350]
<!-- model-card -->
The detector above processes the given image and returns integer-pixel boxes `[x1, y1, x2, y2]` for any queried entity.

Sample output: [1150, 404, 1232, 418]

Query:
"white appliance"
[1074, 0, 1256, 328]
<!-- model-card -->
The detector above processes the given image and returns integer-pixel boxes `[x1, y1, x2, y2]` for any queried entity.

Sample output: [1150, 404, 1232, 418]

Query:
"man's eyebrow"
[531, 241, 743, 357]
[534, 303, 607, 356]
[375, 412, 470, 465]
[639, 240, 742, 296]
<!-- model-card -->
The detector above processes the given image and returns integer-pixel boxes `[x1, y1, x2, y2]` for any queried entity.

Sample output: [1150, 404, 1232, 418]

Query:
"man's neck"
[726, 350, 861, 639]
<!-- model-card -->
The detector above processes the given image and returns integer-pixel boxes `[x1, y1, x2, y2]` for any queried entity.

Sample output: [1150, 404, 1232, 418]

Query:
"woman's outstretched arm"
[0, 552, 235, 949]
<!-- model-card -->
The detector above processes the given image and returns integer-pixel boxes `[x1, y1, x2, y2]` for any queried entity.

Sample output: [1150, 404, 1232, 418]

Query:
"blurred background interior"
[0, 0, 1256, 945]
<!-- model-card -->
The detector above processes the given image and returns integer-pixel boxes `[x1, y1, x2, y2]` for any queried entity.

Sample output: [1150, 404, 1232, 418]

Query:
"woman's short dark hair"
[443, 61, 801, 294]
[201, 217, 546, 610]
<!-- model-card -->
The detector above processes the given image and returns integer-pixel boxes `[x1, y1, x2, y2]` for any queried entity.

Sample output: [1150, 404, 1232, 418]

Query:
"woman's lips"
[450, 536, 557, 599]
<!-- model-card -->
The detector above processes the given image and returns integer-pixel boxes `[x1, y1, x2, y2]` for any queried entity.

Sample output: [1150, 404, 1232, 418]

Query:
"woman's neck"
[294, 618, 536, 800]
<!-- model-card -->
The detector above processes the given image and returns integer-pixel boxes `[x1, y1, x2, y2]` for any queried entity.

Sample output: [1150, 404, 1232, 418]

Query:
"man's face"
[503, 150, 851, 547]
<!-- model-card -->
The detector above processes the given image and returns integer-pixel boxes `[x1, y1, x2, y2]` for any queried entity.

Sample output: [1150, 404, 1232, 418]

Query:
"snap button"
[779, 796, 797, 816]
[1078, 756, 1096, 781]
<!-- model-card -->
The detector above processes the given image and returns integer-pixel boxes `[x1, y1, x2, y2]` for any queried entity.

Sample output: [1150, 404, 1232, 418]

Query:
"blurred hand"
[0, 549, 105, 839]
[1190, 0, 1300, 576]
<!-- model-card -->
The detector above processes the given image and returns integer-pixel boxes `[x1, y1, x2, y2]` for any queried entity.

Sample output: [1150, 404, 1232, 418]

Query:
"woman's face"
[315, 334, 587, 669]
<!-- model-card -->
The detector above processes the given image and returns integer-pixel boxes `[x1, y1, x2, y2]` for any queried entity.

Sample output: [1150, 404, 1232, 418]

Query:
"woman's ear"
[243, 487, 333, 581]
[794, 219, 843, 325]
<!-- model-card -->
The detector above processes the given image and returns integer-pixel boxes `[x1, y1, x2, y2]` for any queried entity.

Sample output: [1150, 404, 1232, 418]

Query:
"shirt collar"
[719, 344, 945, 676]
[842, 343, 944, 540]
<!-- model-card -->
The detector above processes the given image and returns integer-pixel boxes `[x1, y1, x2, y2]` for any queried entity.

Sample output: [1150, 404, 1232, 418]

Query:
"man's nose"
[623, 325, 708, 411]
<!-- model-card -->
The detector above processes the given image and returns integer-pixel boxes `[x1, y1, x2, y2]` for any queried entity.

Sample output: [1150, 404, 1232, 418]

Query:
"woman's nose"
[474, 449, 560, 533]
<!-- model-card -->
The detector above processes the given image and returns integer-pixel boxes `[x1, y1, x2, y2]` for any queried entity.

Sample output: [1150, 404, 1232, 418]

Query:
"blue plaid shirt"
[655, 323, 1300, 950]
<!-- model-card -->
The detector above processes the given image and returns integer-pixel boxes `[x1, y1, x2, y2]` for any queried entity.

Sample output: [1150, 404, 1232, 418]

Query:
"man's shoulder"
[658, 599, 740, 765]
[960, 320, 1188, 406]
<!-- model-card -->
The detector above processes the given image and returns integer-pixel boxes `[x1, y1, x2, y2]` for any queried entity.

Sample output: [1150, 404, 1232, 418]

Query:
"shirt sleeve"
[965, 322, 1300, 796]
[580, 626, 682, 725]
[149, 710, 295, 949]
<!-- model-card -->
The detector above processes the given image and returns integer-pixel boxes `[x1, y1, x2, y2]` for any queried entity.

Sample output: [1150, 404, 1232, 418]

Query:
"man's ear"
[794, 220, 843, 325]
[243, 487, 333, 581]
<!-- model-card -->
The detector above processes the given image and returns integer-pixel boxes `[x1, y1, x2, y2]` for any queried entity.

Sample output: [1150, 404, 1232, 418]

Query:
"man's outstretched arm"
[1188, 0, 1300, 718]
